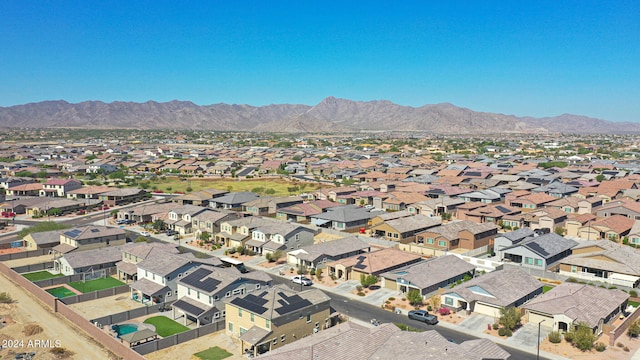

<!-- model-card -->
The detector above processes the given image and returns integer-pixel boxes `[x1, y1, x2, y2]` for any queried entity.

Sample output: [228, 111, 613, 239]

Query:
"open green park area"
[143, 176, 322, 197]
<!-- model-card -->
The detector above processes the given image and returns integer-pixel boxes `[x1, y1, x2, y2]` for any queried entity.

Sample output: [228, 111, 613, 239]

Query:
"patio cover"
[130, 278, 171, 296]
[239, 325, 273, 346]
[173, 297, 218, 318]
[116, 261, 137, 275]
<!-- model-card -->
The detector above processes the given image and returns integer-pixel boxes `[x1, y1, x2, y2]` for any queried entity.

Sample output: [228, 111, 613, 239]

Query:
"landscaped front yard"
[23, 270, 63, 282]
[143, 316, 190, 337]
[68, 277, 125, 293]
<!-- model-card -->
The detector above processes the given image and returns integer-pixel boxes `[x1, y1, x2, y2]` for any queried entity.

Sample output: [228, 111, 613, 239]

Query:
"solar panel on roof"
[180, 268, 221, 292]
[173, 299, 208, 316]
[526, 242, 549, 257]
[230, 294, 269, 314]
[64, 229, 82, 237]
[495, 206, 511, 214]
[275, 293, 312, 315]
[90, 228, 100, 233]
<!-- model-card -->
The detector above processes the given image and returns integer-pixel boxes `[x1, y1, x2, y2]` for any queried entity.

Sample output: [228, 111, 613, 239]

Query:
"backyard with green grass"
[542, 285, 554, 293]
[143, 316, 190, 337]
[68, 277, 125, 293]
[23, 271, 64, 282]
[193, 346, 233, 360]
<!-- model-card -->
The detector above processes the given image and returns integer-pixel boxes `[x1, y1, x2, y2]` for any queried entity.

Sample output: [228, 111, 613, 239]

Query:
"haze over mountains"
[0, 97, 638, 134]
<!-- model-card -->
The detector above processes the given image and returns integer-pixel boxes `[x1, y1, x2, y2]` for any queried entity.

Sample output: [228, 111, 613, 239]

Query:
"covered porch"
[171, 297, 219, 327]
[129, 278, 171, 305]
[239, 326, 273, 358]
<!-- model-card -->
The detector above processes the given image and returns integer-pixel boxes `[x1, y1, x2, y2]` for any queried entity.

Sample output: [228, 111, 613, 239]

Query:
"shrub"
[50, 347, 74, 359]
[628, 319, 640, 337]
[427, 305, 433, 312]
[624, 346, 630, 352]
[566, 277, 579, 283]
[572, 323, 596, 351]
[23, 324, 43, 336]
[617, 342, 624, 348]
[309, 268, 316, 276]
[548, 331, 562, 343]
[406, 289, 423, 306]
[492, 323, 500, 330]
[563, 331, 574, 343]
[439, 307, 451, 316]
[388, 297, 395, 301]
[503, 328, 513, 337]
[595, 342, 606, 352]
[0, 292, 13, 304]
[498, 327, 507, 336]
[356, 285, 363, 292]
[630, 290, 638, 297]
[357, 292, 365, 296]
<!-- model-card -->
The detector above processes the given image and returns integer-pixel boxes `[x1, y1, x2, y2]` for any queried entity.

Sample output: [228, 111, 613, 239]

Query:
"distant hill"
[1, 97, 638, 134]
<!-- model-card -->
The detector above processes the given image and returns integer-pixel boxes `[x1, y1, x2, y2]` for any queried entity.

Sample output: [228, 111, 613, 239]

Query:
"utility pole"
[537, 319, 546, 360]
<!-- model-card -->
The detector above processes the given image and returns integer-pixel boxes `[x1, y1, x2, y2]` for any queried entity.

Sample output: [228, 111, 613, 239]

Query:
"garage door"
[474, 302, 501, 318]
[527, 311, 553, 328]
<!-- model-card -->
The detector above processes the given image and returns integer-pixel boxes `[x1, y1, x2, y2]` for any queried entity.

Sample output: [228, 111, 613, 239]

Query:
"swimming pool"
[46, 286, 75, 298]
[112, 323, 139, 337]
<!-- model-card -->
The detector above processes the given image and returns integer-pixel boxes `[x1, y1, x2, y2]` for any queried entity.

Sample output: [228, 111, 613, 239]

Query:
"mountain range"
[0, 97, 638, 134]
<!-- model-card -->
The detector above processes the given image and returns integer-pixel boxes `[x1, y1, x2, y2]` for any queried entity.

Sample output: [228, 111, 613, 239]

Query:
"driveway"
[508, 322, 553, 348]
[361, 288, 399, 307]
[458, 313, 495, 333]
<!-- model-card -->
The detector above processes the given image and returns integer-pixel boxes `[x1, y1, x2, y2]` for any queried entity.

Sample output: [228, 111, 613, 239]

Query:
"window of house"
[214, 295, 219, 301]
[272, 338, 277, 346]
[226, 292, 231, 297]
[393, 233, 399, 238]
[306, 313, 311, 323]
[525, 257, 533, 265]
[228, 323, 233, 333]
[633, 238, 640, 244]
[571, 265, 577, 273]
[214, 312, 220, 319]
[438, 240, 446, 247]
[251, 313, 255, 322]
[445, 297, 454, 306]
[167, 291, 171, 297]
[427, 238, 434, 244]
[188, 288, 191, 295]
[238, 309, 242, 317]
[281, 335, 286, 342]
[534, 259, 543, 267]
[197, 291, 200, 299]
[256, 284, 261, 289]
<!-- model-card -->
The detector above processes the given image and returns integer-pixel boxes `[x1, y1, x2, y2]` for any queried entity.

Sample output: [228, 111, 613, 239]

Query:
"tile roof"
[445, 267, 542, 307]
[524, 283, 628, 328]
[561, 240, 640, 275]
[381, 255, 475, 289]
[326, 248, 421, 274]
[502, 233, 578, 260]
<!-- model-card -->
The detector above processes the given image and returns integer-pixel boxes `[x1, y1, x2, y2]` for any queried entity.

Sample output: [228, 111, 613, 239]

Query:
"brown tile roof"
[327, 248, 421, 274]
[592, 215, 635, 234]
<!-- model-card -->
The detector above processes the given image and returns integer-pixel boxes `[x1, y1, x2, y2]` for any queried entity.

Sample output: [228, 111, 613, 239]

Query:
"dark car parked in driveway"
[408, 310, 438, 325]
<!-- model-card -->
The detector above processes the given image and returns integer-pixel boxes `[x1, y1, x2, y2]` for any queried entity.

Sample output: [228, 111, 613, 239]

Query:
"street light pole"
[537, 319, 546, 360]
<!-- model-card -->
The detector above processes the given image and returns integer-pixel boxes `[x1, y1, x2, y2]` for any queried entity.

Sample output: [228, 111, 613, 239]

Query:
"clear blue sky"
[1, 1, 639, 121]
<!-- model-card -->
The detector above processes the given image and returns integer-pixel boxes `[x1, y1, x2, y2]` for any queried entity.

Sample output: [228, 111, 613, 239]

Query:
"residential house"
[53, 225, 127, 256]
[380, 255, 475, 298]
[596, 199, 640, 220]
[224, 286, 331, 357]
[507, 192, 557, 212]
[558, 240, 640, 288]
[371, 214, 441, 243]
[39, 178, 82, 197]
[173, 188, 228, 206]
[173, 265, 272, 326]
[493, 228, 536, 260]
[577, 215, 635, 241]
[564, 213, 597, 238]
[256, 322, 510, 360]
[500, 233, 578, 270]
[524, 283, 628, 335]
[23, 230, 62, 251]
[286, 236, 371, 270]
[130, 251, 215, 304]
[165, 204, 209, 235]
[245, 223, 316, 256]
[216, 217, 277, 248]
[243, 196, 304, 217]
[211, 192, 260, 211]
[407, 198, 466, 217]
[6, 183, 43, 197]
[463, 203, 521, 224]
[326, 248, 422, 281]
[415, 221, 498, 252]
[192, 210, 242, 239]
[115, 243, 181, 283]
[275, 200, 343, 223]
[457, 187, 511, 204]
[441, 267, 543, 317]
[310, 206, 382, 232]
[368, 209, 414, 227]
[99, 187, 148, 206]
[56, 244, 131, 276]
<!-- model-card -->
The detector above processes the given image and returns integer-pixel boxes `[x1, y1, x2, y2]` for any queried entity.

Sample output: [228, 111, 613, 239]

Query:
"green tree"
[498, 307, 521, 331]
[152, 219, 165, 231]
[47, 208, 62, 217]
[628, 319, 640, 338]
[108, 171, 126, 180]
[572, 322, 597, 351]
[199, 231, 212, 242]
[595, 174, 605, 182]
[406, 289, 423, 306]
[135, 236, 150, 243]
[554, 226, 565, 236]
[359, 274, 378, 288]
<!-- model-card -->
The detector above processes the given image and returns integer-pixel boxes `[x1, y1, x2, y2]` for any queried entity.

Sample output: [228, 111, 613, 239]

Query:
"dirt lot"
[70, 293, 145, 320]
[3, 254, 55, 268]
[539, 333, 640, 360]
[144, 330, 244, 360]
[0, 272, 116, 360]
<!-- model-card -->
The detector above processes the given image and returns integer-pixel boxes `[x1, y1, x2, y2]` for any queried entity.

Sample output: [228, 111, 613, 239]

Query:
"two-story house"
[172, 265, 272, 326]
[225, 285, 331, 357]
[165, 204, 209, 235]
[245, 223, 316, 256]
[39, 178, 82, 197]
[115, 243, 181, 283]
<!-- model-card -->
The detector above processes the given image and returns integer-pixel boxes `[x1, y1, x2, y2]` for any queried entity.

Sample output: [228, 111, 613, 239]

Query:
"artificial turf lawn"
[193, 346, 233, 360]
[23, 271, 64, 282]
[68, 277, 125, 293]
[143, 316, 190, 337]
